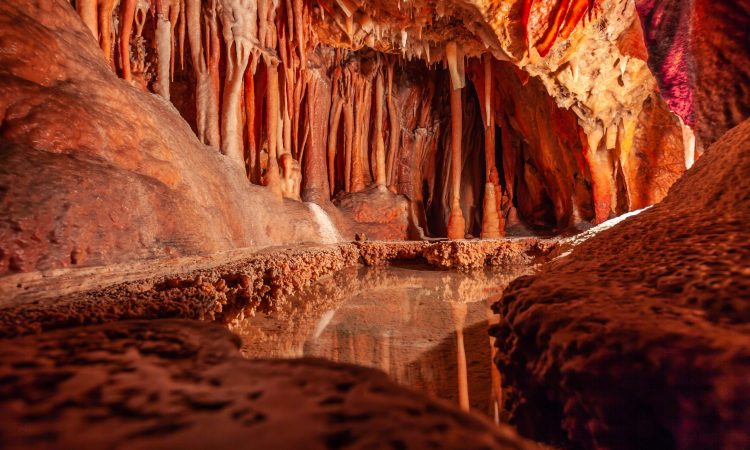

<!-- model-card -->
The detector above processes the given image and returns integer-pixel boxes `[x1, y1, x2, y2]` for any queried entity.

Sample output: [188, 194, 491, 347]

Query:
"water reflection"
[232, 263, 531, 420]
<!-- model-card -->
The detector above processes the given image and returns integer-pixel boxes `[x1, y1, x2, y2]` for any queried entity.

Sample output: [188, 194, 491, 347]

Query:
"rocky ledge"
[490, 119, 750, 449]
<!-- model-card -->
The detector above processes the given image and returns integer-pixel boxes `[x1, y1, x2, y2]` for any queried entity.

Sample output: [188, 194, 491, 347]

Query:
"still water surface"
[233, 264, 530, 420]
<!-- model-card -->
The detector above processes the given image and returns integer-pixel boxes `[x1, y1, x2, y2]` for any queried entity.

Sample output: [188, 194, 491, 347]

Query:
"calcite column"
[481, 56, 503, 238]
[218, 0, 256, 168]
[446, 42, 466, 240]
[302, 74, 333, 202]
[266, 60, 283, 198]
[154, 1, 172, 100]
[386, 60, 400, 188]
[374, 68, 387, 188]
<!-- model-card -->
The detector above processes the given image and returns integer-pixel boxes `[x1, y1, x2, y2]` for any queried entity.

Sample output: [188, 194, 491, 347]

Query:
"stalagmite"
[446, 42, 466, 240]
[374, 68, 387, 187]
[218, 0, 256, 167]
[481, 56, 502, 238]
[154, 2, 173, 100]
[120, 0, 136, 81]
[77, 0, 98, 41]
[266, 60, 284, 198]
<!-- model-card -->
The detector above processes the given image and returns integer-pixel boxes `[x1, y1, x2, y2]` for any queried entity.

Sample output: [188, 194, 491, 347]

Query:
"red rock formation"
[0, 0, 334, 276]
[6, 0, 689, 242]
[636, 0, 750, 148]
[490, 118, 750, 449]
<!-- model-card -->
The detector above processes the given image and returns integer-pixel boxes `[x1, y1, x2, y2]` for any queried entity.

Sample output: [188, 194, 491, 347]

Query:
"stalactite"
[205, 0, 222, 146]
[244, 67, 259, 183]
[217, 0, 256, 166]
[99, 0, 116, 67]
[327, 72, 344, 196]
[266, 59, 284, 198]
[154, 1, 173, 100]
[293, 0, 306, 68]
[343, 88, 354, 193]
[373, 68, 387, 187]
[186, 0, 207, 142]
[177, 0, 186, 70]
[386, 59, 400, 188]
[168, 1, 181, 80]
[120, 0, 136, 81]
[77, 0, 99, 41]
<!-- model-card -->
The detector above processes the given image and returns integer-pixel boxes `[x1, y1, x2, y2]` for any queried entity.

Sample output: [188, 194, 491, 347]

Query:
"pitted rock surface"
[490, 119, 750, 449]
[0, 319, 542, 450]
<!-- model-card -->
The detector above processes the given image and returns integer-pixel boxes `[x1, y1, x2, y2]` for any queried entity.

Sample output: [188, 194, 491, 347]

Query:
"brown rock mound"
[0, 319, 542, 450]
[490, 119, 750, 449]
[0, 0, 331, 277]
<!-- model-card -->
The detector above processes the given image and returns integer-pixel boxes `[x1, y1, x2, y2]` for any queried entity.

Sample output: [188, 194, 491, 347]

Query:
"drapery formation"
[68, 0, 685, 236]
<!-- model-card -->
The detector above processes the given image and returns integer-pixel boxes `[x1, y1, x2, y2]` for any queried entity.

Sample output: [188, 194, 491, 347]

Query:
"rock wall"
[0, 0, 333, 276]
[636, 0, 750, 148]
[490, 118, 750, 448]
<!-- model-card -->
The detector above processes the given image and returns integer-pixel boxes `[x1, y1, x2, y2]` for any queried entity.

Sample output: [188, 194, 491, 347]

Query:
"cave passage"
[65, 0, 653, 239]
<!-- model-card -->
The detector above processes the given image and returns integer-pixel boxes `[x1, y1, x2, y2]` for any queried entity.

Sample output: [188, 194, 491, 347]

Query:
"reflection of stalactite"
[451, 301, 470, 412]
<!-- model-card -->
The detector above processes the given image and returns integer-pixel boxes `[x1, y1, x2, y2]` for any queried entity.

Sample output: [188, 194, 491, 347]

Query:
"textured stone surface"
[0, 0, 335, 277]
[0, 319, 543, 450]
[0, 244, 360, 337]
[490, 118, 750, 449]
[0, 239, 553, 338]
